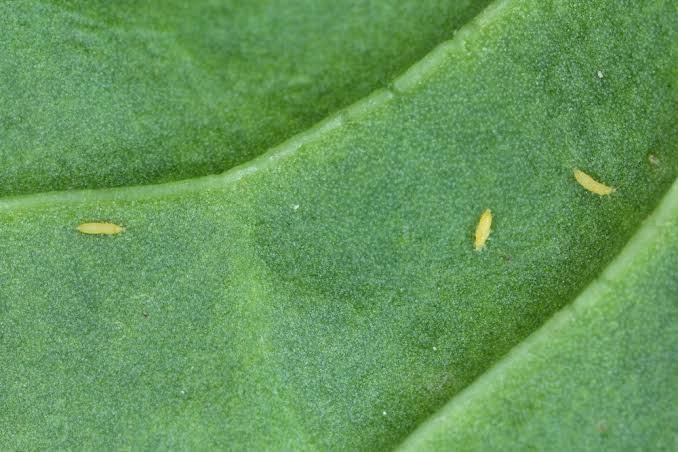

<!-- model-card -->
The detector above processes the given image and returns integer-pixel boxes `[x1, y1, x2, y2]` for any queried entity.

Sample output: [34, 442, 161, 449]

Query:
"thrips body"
[573, 168, 615, 196]
[77, 222, 125, 235]
[474, 209, 492, 251]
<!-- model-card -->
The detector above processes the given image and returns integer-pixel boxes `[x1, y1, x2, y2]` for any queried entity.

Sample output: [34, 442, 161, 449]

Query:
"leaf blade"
[0, 0, 492, 196]
[1, 0, 676, 449]
[398, 180, 678, 451]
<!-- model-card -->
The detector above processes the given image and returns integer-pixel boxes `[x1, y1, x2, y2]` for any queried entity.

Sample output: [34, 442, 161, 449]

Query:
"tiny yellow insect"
[573, 168, 615, 196]
[474, 209, 492, 251]
[76, 222, 125, 235]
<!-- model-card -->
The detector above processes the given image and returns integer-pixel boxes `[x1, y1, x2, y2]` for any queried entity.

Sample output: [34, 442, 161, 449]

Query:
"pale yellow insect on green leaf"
[76, 222, 125, 235]
[573, 168, 615, 196]
[474, 209, 492, 251]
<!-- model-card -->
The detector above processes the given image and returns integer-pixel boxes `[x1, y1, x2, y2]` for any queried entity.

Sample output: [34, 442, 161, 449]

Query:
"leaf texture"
[0, 0, 491, 196]
[0, 0, 676, 449]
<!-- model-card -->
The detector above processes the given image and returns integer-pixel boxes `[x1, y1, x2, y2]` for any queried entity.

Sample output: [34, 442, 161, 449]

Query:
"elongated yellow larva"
[474, 209, 492, 251]
[76, 222, 125, 235]
[573, 168, 615, 196]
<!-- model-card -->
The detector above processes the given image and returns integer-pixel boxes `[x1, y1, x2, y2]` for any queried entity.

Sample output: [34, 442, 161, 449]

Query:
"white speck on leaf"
[597, 70, 604, 78]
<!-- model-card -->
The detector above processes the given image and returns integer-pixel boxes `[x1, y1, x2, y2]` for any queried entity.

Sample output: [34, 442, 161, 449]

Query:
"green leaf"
[398, 182, 678, 450]
[0, 0, 491, 196]
[1, 0, 676, 449]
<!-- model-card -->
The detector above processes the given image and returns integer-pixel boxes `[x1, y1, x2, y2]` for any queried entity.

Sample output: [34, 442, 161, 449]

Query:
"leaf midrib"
[0, 0, 512, 210]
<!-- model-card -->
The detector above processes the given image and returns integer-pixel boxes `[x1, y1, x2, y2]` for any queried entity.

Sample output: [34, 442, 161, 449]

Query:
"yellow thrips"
[76, 222, 125, 235]
[474, 209, 492, 251]
[573, 168, 615, 196]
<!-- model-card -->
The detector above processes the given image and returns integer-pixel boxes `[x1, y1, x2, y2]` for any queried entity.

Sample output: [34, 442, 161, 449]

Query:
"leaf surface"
[0, 0, 490, 196]
[0, 0, 676, 449]
[399, 181, 678, 450]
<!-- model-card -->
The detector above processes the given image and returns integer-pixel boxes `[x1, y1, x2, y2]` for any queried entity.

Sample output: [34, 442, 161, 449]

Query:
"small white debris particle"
[597, 70, 604, 79]
[433, 346, 437, 351]
[292, 204, 300, 211]
[180, 390, 186, 395]
[383, 411, 387, 416]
